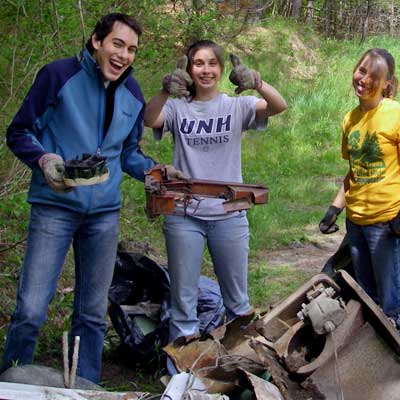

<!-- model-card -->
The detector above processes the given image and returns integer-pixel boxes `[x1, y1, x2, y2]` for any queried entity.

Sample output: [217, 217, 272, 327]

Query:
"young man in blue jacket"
[2, 13, 180, 384]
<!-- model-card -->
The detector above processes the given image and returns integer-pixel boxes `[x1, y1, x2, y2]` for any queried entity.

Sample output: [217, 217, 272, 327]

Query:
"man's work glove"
[165, 165, 188, 180]
[229, 54, 262, 94]
[319, 206, 343, 234]
[38, 153, 71, 193]
[162, 56, 193, 98]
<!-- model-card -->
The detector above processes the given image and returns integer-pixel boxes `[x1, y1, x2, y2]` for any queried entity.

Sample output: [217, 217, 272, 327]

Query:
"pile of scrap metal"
[163, 271, 400, 400]
[144, 165, 268, 219]
[143, 165, 400, 398]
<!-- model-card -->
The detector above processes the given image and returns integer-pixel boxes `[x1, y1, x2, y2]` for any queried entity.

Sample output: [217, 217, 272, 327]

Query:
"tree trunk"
[306, 0, 314, 24]
[330, 0, 337, 37]
[292, 0, 302, 19]
[360, 0, 371, 43]
[389, 0, 395, 36]
[323, 0, 329, 36]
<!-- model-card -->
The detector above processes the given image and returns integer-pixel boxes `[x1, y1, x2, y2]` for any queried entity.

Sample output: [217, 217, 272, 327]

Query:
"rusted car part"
[164, 271, 400, 400]
[297, 286, 346, 335]
[254, 270, 400, 399]
[334, 269, 400, 353]
[144, 165, 268, 219]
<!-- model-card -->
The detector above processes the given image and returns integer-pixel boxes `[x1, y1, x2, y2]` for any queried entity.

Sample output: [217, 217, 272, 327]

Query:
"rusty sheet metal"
[164, 337, 265, 394]
[164, 338, 234, 393]
[164, 338, 227, 374]
[204, 354, 265, 381]
[236, 368, 284, 400]
[248, 339, 321, 400]
[163, 315, 265, 394]
[270, 319, 305, 359]
[335, 270, 400, 354]
[251, 271, 400, 399]
[304, 322, 400, 400]
[218, 312, 256, 350]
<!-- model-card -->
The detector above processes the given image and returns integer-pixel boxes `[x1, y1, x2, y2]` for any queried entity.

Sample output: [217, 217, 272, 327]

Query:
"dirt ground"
[261, 228, 345, 274]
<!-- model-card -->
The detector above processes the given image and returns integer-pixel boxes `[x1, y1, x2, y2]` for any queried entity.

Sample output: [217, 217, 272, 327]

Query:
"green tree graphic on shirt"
[348, 130, 361, 154]
[348, 130, 385, 183]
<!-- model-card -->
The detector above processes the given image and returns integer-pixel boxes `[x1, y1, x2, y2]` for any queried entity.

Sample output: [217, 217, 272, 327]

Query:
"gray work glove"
[229, 53, 262, 94]
[162, 56, 193, 98]
[319, 206, 343, 234]
[38, 153, 71, 193]
[165, 165, 188, 180]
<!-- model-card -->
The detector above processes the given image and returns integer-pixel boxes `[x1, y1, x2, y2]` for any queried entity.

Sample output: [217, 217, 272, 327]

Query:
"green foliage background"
[1, 0, 400, 391]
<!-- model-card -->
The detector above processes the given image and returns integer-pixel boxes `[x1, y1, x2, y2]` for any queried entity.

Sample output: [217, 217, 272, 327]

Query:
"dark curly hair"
[86, 13, 142, 54]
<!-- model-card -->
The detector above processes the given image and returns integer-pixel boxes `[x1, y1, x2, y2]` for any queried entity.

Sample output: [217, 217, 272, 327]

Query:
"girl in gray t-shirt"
[144, 40, 287, 342]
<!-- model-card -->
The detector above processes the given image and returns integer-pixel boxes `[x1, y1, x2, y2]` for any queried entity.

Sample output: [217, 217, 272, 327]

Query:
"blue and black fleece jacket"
[6, 48, 154, 214]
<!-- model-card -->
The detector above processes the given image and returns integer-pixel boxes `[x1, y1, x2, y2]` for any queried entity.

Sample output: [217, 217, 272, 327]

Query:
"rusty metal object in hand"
[144, 165, 268, 220]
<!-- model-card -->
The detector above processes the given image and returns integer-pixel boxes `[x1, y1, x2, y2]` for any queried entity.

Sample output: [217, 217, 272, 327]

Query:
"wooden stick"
[62, 331, 70, 388]
[70, 336, 80, 389]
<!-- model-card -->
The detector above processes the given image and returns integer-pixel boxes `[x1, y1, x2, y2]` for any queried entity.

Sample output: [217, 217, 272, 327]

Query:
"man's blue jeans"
[163, 212, 251, 341]
[346, 219, 400, 319]
[1, 204, 119, 383]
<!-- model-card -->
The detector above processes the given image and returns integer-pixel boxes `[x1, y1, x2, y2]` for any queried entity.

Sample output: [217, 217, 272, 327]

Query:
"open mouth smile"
[109, 59, 125, 74]
[199, 76, 214, 84]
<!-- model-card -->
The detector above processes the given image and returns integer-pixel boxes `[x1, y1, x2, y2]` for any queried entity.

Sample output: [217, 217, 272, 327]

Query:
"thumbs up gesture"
[229, 54, 262, 94]
[162, 55, 193, 98]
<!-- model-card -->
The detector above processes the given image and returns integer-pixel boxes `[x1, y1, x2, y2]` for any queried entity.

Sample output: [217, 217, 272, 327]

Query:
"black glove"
[319, 206, 343, 234]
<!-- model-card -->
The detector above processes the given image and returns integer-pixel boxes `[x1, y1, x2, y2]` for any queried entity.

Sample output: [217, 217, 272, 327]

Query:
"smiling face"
[353, 54, 389, 109]
[92, 21, 138, 81]
[189, 47, 222, 98]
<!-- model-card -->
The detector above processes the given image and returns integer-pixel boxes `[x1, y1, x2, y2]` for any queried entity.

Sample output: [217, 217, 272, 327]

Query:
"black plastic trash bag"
[108, 251, 225, 365]
[321, 234, 355, 278]
[108, 252, 171, 363]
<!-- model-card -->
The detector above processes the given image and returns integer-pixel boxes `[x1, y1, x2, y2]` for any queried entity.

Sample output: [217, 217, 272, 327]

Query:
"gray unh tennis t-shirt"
[154, 93, 267, 218]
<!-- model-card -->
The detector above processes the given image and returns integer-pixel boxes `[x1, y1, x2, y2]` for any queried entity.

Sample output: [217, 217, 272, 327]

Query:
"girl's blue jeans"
[346, 218, 400, 321]
[1, 204, 120, 383]
[163, 212, 251, 341]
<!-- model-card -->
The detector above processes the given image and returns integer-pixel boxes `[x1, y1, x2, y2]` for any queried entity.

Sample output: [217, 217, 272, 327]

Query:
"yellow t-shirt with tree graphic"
[342, 98, 400, 225]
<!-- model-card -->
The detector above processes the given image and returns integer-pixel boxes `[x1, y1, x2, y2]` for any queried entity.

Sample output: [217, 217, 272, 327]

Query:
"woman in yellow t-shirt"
[320, 48, 400, 328]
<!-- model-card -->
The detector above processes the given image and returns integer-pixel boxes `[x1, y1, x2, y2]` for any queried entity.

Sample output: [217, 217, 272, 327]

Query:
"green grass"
[248, 263, 314, 308]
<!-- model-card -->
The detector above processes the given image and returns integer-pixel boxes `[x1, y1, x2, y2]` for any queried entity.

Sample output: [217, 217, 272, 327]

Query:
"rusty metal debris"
[144, 165, 268, 219]
[163, 271, 400, 400]
[237, 368, 283, 400]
